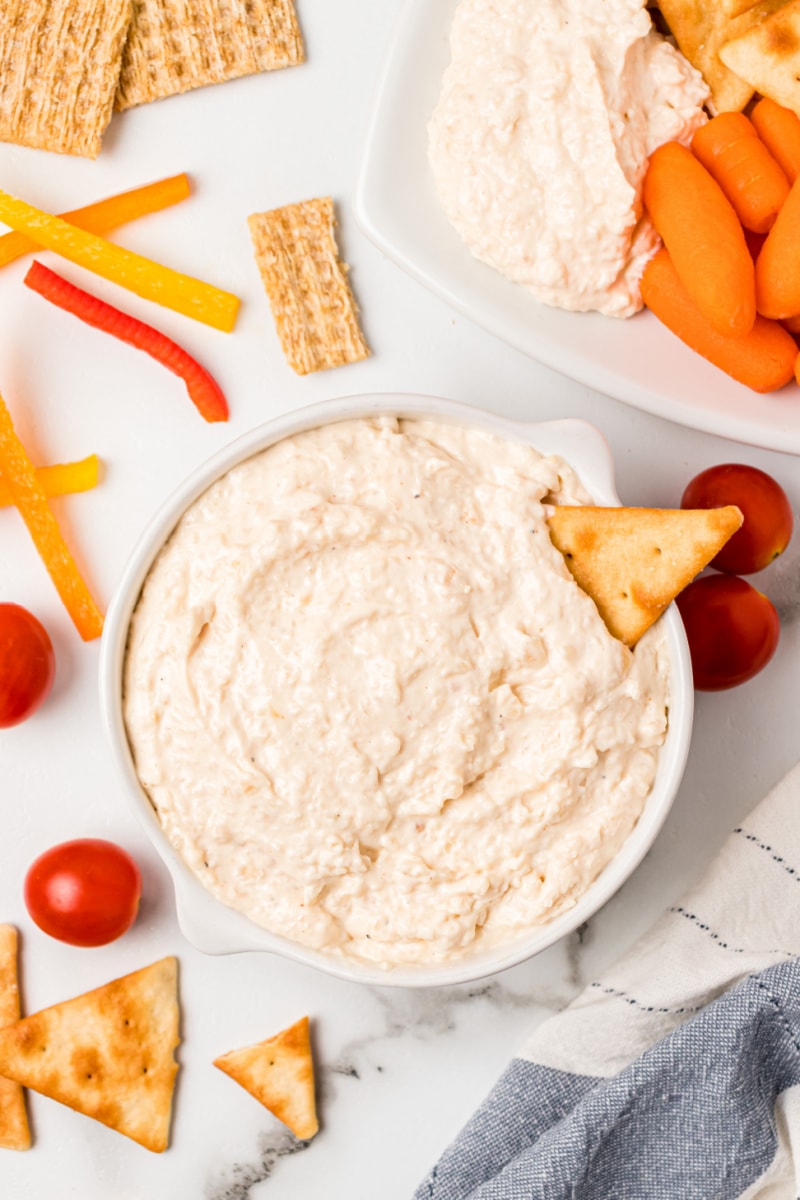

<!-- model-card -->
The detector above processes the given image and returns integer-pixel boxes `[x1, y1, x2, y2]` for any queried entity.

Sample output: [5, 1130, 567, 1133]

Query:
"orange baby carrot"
[641, 248, 796, 393]
[0, 174, 191, 270]
[783, 313, 800, 335]
[750, 98, 800, 184]
[642, 141, 756, 339]
[691, 113, 789, 234]
[755, 176, 800, 319]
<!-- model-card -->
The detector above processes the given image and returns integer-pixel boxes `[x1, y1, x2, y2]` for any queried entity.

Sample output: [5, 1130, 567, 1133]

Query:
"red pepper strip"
[24, 261, 229, 423]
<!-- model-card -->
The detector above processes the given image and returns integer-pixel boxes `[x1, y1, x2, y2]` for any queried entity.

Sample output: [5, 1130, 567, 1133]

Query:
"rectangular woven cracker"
[116, 0, 304, 111]
[0, 0, 133, 158]
[248, 197, 371, 375]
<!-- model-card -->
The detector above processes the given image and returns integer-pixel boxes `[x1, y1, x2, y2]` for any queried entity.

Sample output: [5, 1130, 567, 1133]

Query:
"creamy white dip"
[428, 0, 710, 316]
[124, 418, 669, 967]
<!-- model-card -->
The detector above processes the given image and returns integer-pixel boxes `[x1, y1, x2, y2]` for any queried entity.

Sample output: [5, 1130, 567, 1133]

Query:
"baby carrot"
[750, 98, 800, 184]
[755, 176, 800, 319]
[643, 142, 756, 339]
[691, 113, 789, 234]
[0, 174, 191, 270]
[641, 248, 796, 393]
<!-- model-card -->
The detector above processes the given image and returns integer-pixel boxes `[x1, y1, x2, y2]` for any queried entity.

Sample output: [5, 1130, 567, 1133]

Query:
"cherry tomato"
[24, 839, 142, 947]
[681, 463, 793, 574]
[675, 574, 780, 690]
[0, 603, 56, 728]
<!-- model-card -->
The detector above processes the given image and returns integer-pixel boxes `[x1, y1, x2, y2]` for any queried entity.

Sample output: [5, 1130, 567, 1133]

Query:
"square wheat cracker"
[0, 0, 133, 158]
[248, 197, 371, 375]
[0, 925, 30, 1151]
[116, 0, 304, 110]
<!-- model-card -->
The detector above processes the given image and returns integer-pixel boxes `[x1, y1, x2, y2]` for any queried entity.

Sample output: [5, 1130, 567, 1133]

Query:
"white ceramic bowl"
[100, 394, 694, 988]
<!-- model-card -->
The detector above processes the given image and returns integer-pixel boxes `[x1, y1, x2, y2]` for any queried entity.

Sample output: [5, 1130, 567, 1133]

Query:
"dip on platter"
[100, 395, 693, 987]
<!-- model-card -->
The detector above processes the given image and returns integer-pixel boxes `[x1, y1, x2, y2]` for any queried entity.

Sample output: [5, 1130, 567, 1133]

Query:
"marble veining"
[204, 1129, 312, 1200]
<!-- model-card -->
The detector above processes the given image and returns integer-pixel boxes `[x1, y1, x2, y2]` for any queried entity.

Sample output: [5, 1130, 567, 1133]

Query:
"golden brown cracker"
[657, 0, 788, 112]
[0, 957, 180, 1152]
[214, 1015, 318, 1140]
[720, 0, 800, 115]
[248, 197, 371, 375]
[0, 0, 133, 157]
[547, 505, 743, 646]
[0, 926, 30, 1152]
[116, 0, 304, 110]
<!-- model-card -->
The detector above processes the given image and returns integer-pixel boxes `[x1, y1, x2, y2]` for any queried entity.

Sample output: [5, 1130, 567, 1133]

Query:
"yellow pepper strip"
[0, 394, 104, 641]
[0, 175, 191, 270]
[0, 454, 100, 507]
[0, 190, 239, 333]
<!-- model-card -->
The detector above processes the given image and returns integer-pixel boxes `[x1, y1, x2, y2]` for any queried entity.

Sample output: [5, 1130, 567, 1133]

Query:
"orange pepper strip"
[0, 190, 239, 333]
[0, 454, 100, 507]
[0, 395, 104, 641]
[0, 175, 191, 269]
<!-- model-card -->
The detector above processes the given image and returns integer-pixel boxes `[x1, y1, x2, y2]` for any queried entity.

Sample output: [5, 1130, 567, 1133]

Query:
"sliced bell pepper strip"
[0, 393, 104, 641]
[0, 454, 100, 507]
[0, 174, 191, 270]
[0, 189, 239, 333]
[25, 263, 229, 423]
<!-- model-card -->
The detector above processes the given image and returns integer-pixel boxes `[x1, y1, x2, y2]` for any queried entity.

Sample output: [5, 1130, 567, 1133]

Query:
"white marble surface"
[0, 1, 799, 1196]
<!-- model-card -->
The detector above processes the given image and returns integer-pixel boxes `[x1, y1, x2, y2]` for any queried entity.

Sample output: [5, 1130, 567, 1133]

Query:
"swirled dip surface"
[428, 0, 709, 317]
[124, 419, 669, 967]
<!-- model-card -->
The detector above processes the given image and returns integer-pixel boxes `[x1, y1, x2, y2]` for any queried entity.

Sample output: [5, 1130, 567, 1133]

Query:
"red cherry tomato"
[675, 574, 780, 690]
[681, 463, 793, 574]
[0, 603, 56, 728]
[24, 839, 142, 947]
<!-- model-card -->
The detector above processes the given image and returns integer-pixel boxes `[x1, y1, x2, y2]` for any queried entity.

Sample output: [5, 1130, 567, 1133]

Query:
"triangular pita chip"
[720, 0, 800, 115]
[547, 505, 743, 646]
[658, 0, 787, 112]
[214, 1015, 318, 1140]
[0, 957, 179, 1152]
[0, 925, 30, 1151]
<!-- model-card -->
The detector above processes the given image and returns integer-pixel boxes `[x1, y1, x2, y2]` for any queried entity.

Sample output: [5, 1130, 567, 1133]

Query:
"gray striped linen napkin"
[415, 762, 800, 1200]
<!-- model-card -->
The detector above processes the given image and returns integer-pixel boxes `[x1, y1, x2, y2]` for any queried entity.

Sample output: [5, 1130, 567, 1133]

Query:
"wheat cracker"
[116, 0, 303, 110]
[248, 196, 370, 375]
[0, 0, 132, 157]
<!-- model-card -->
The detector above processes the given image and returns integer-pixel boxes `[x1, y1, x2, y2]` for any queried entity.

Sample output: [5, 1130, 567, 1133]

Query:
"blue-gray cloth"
[415, 765, 800, 1200]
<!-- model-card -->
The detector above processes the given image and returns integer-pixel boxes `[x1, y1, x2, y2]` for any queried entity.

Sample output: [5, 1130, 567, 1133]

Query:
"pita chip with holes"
[0, 925, 30, 1152]
[720, 0, 800, 115]
[0, 0, 133, 157]
[116, 0, 304, 110]
[0, 956, 180, 1152]
[547, 505, 743, 646]
[213, 1015, 318, 1140]
[248, 197, 371, 375]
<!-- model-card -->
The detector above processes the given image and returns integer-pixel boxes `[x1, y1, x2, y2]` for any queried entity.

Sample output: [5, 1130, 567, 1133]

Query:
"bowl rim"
[99, 392, 694, 988]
